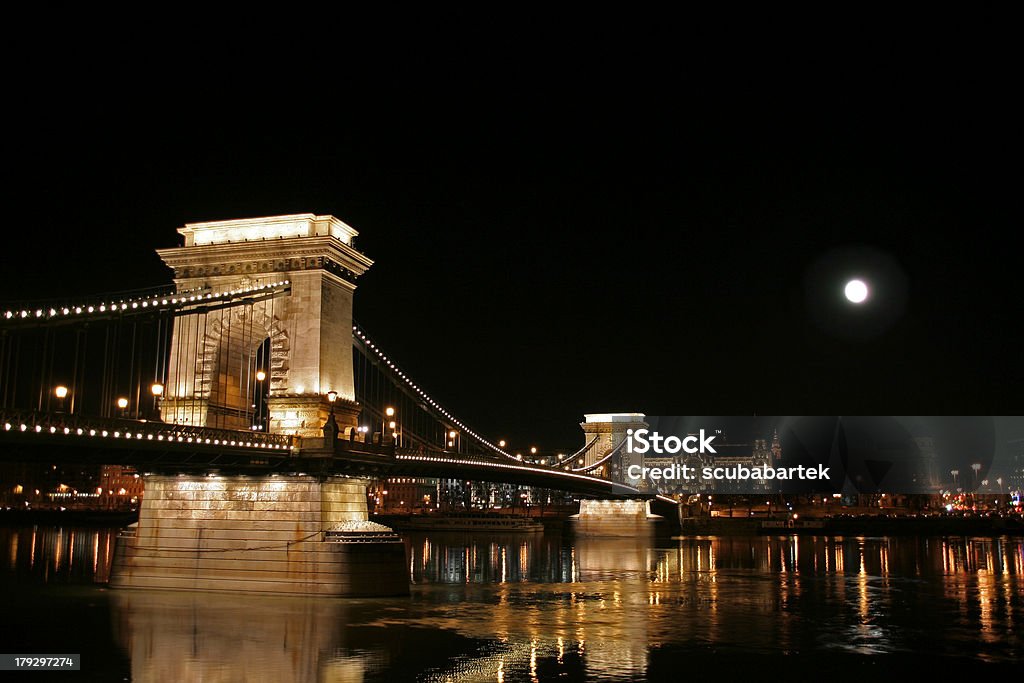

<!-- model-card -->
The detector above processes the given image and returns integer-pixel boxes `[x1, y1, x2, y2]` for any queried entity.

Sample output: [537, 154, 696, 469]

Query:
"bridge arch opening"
[162, 300, 289, 430]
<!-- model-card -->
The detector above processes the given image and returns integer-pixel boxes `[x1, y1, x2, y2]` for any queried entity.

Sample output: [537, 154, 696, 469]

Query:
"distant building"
[913, 436, 940, 490]
[99, 465, 144, 508]
[1007, 438, 1024, 493]
[640, 432, 778, 495]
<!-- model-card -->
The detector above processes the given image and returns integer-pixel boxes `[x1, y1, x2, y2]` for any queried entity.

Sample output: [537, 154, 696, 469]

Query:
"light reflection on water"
[1, 526, 1022, 681]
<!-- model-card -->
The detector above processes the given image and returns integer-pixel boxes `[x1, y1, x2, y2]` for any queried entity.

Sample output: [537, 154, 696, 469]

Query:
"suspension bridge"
[0, 214, 658, 596]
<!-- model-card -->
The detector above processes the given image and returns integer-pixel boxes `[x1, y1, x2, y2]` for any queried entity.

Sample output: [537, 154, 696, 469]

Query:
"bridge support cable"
[548, 437, 599, 468]
[569, 438, 626, 473]
[352, 323, 518, 461]
[0, 282, 291, 428]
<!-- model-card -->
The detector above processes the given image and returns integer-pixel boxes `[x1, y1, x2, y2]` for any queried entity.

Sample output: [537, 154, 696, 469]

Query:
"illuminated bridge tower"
[156, 214, 372, 437]
[574, 413, 661, 537]
[580, 413, 648, 480]
[111, 215, 407, 597]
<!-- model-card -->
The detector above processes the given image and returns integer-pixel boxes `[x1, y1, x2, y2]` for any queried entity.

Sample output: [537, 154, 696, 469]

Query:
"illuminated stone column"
[157, 214, 372, 437]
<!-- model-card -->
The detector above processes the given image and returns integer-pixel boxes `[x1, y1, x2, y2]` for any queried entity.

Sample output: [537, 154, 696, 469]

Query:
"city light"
[54, 386, 68, 399]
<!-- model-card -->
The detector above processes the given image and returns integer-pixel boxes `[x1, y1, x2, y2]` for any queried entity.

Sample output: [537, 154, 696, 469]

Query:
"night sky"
[2, 25, 1019, 451]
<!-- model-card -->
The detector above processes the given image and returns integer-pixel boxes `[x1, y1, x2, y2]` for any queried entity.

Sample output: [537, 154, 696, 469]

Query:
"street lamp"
[323, 391, 339, 443]
[382, 406, 395, 444]
[150, 383, 164, 418]
[54, 385, 68, 413]
[498, 439, 506, 449]
[951, 469, 959, 487]
[116, 397, 128, 418]
[254, 372, 267, 430]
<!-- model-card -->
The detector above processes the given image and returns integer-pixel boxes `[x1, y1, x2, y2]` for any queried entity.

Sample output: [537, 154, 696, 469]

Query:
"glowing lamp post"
[54, 385, 68, 414]
[326, 390, 338, 414]
[150, 383, 164, 419]
[323, 390, 339, 443]
[116, 397, 129, 418]
[254, 371, 267, 430]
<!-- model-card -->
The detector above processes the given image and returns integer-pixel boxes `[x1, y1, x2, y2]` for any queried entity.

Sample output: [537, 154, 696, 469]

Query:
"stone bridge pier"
[571, 413, 663, 537]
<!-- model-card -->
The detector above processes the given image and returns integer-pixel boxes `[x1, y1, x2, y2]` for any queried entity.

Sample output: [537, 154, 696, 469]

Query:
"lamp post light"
[116, 397, 128, 418]
[150, 383, 164, 419]
[254, 371, 267, 430]
[54, 385, 68, 414]
[971, 462, 981, 487]
[951, 469, 959, 488]
[498, 439, 506, 449]
[326, 391, 338, 414]
[323, 391, 339, 443]
[383, 406, 395, 445]
[449, 430, 458, 451]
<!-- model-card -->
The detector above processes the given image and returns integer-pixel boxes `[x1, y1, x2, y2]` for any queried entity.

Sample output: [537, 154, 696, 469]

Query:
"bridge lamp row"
[2, 421, 290, 450]
[394, 454, 612, 485]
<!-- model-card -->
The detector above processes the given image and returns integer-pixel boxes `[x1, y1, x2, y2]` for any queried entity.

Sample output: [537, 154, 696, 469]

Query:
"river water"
[1, 526, 1021, 681]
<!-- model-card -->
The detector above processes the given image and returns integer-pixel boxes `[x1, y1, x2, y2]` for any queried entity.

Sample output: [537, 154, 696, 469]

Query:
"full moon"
[844, 279, 869, 303]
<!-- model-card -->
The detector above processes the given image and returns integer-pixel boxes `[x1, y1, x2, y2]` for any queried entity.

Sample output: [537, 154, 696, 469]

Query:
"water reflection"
[110, 591, 384, 683]
[3, 525, 115, 583]
[2, 526, 1022, 680]
[398, 532, 1023, 677]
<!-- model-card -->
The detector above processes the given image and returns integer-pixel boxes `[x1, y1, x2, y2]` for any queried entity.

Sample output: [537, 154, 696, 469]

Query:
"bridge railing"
[0, 409, 297, 452]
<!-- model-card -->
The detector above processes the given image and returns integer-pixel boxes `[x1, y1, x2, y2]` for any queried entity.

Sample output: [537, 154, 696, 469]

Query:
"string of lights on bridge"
[2, 280, 291, 322]
[393, 453, 634, 488]
[352, 324, 523, 462]
[1, 420, 292, 450]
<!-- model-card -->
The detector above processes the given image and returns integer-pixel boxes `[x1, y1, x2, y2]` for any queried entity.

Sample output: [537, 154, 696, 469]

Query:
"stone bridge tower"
[111, 215, 407, 598]
[156, 214, 372, 438]
[581, 413, 648, 480]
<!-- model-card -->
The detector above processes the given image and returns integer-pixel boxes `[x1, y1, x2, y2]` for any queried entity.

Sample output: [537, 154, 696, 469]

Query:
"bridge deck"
[0, 412, 645, 498]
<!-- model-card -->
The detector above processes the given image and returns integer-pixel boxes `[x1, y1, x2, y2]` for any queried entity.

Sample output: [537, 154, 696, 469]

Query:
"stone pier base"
[110, 474, 408, 596]
[570, 499, 662, 537]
